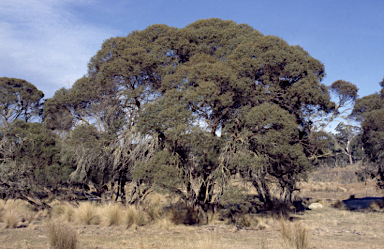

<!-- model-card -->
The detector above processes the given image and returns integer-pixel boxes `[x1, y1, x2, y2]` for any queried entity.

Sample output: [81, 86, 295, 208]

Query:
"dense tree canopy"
[0, 77, 44, 131]
[42, 18, 337, 210]
[4, 19, 369, 213]
[352, 77, 384, 188]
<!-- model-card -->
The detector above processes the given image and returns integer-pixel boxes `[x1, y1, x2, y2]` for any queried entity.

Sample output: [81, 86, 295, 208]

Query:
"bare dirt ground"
[1, 165, 384, 249]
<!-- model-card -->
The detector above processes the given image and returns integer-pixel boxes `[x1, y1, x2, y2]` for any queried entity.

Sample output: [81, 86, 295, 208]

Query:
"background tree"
[306, 80, 358, 138]
[332, 122, 361, 165]
[351, 77, 384, 188]
[0, 121, 74, 205]
[0, 77, 44, 131]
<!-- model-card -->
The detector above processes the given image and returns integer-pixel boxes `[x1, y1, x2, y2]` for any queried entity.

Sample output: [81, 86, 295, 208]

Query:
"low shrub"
[168, 205, 199, 225]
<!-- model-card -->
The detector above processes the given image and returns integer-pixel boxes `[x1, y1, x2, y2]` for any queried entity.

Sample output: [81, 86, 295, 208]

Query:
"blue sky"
[1, 0, 383, 102]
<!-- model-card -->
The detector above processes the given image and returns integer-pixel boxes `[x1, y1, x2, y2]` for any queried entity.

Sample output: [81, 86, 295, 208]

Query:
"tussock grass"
[125, 205, 147, 228]
[46, 220, 77, 249]
[0, 199, 5, 213]
[157, 217, 174, 230]
[100, 202, 123, 226]
[1, 199, 36, 228]
[144, 197, 164, 221]
[52, 204, 75, 222]
[75, 202, 101, 225]
[3, 209, 20, 228]
[280, 219, 309, 249]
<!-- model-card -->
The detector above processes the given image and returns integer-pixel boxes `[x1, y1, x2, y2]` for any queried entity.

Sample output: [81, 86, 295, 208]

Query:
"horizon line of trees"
[0, 19, 383, 212]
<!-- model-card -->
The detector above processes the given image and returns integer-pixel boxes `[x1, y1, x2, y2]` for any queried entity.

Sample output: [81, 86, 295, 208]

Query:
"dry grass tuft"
[157, 217, 174, 230]
[0, 199, 5, 213]
[144, 197, 164, 221]
[101, 202, 123, 226]
[125, 205, 147, 228]
[75, 202, 101, 225]
[46, 220, 77, 249]
[52, 204, 75, 222]
[1, 199, 36, 228]
[280, 219, 309, 249]
[3, 209, 20, 228]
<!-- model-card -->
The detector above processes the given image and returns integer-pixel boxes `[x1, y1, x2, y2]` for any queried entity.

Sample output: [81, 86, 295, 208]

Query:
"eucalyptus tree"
[0, 78, 48, 201]
[0, 77, 44, 131]
[0, 121, 73, 202]
[47, 18, 336, 209]
[351, 77, 384, 188]
[133, 19, 334, 207]
[306, 80, 358, 138]
[0, 77, 44, 157]
[332, 122, 362, 165]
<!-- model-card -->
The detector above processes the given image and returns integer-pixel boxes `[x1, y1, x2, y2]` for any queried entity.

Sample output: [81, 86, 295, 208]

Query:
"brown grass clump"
[101, 202, 123, 226]
[0, 199, 5, 213]
[46, 220, 77, 249]
[3, 209, 20, 228]
[157, 217, 174, 230]
[52, 204, 75, 222]
[280, 219, 309, 249]
[1, 199, 36, 228]
[144, 197, 164, 222]
[125, 205, 147, 228]
[75, 202, 101, 225]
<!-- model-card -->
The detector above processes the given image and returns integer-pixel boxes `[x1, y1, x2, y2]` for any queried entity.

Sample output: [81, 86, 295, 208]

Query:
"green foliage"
[350, 93, 384, 122]
[0, 77, 44, 130]
[361, 109, 384, 187]
[82, 19, 331, 207]
[0, 121, 74, 198]
[351, 77, 384, 188]
[36, 19, 337, 209]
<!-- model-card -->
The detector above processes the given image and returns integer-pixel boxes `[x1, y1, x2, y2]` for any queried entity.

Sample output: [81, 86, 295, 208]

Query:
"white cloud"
[0, 0, 117, 97]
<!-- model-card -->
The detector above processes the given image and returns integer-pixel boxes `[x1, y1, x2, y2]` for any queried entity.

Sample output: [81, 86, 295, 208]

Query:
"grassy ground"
[1, 165, 384, 249]
[1, 206, 384, 249]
